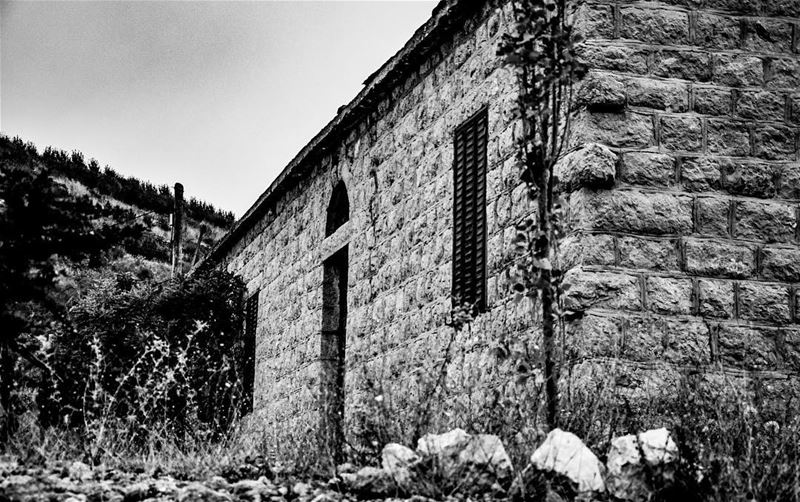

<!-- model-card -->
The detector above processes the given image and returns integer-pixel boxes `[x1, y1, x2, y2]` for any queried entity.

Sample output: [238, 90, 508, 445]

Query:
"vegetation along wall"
[206, 0, 800, 454]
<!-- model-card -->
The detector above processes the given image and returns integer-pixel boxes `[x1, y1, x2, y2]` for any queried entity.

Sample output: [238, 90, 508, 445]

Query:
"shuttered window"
[242, 290, 258, 414]
[452, 108, 488, 313]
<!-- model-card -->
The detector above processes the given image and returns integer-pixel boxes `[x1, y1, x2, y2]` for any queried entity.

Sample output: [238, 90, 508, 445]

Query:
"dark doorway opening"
[320, 246, 348, 460]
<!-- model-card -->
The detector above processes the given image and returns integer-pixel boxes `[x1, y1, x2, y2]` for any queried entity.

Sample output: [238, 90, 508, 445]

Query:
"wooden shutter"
[242, 290, 258, 414]
[452, 108, 488, 313]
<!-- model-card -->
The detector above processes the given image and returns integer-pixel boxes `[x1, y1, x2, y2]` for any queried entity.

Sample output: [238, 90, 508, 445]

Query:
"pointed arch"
[325, 180, 349, 237]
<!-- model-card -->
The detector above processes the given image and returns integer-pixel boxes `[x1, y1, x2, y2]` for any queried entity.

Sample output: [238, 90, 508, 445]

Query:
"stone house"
[203, 0, 800, 453]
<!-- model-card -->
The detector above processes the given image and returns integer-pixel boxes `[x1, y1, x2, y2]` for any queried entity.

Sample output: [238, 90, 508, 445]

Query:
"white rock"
[416, 428, 470, 457]
[606, 428, 678, 500]
[638, 427, 678, 465]
[459, 434, 513, 478]
[381, 443, 419, 487]
[154, 477, 179, 494]
[68, 461, 93, 481]
[530, 428, 605, 493]
[292, 481, 312, 496]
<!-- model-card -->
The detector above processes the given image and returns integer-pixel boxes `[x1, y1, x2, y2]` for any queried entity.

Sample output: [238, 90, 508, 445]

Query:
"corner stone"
[555, 143, 617, 193]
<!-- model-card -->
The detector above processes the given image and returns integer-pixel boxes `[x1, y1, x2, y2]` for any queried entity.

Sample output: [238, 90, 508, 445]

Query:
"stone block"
[698, 279, 735, 318]
[761, 247, 800, 283]
[620, 8, 689, 45]
[574, 3, 615, 40]
[575, 72, 625, 111]
[753, 125, 797, 160]
[739, 282, 791, 323]
[560, 233, 617, 269]
[778, 163, 800, 199]
[767, 59, 800, 90]
[681, 157, 722, 192]
[781, 329, 800, 372]
[742, 19, 793, 54]
[792, 95, 800, 124]
[627, 78, 689, 113]
[646, 276, 693, 315]
[576, 73, 626, 112]
[764, 0, 800, 17]
[703, 0, 761, 15]
[617, 237, 680, 271]
[712, 55, 764, 87]
[706, 119, 750, 157]
[627, 317, 711, 365]
[736, 91, 787, 122]
[562, 268, 641, 312]
[660, 116, 703, 152]
[555, 142, 617, 193]
[571, 111, 655, 149]
[719, 159, 779, 198]
[571, 190, 693, 235]
[694, 87, 732, 116]
[718, 325, 780, 371]
[683, 238, 756, 279]
[735, 200, 796, 243]
[695, 13, 740, 50]
[577, 45, 649, 75]
[565, 313, 624, 360]
[653, 50, 712, 82]
[621, 152, 676, 187]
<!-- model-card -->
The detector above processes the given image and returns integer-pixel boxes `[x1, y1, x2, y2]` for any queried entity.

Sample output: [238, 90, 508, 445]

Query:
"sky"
[0, 0, 437, 216]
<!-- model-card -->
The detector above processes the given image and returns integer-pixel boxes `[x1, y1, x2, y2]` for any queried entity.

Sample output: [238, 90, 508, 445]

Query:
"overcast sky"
[0, 0, 436, 216]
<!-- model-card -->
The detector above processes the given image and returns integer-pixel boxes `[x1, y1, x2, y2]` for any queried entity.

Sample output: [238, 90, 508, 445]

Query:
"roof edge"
[198, 0, 486, 271]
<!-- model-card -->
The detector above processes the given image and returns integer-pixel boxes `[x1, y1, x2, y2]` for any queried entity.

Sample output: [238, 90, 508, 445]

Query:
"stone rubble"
[1, 428, 683, 501]
[606, 427, 679, 500]
[529, 428, 606, 493]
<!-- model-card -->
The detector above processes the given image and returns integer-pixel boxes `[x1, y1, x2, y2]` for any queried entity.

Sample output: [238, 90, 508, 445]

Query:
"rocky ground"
[1, 428, 682, 502]
[1, 458, 358, 502]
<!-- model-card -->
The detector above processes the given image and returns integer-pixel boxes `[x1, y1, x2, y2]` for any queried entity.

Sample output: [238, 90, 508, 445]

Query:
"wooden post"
[171, 182, 184, 279]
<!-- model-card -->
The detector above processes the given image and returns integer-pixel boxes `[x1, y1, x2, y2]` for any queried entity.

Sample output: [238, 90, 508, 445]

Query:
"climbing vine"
[498, 0, 584, 428]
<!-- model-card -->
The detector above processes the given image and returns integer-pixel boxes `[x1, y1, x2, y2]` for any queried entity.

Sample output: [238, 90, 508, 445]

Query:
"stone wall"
[566, 0, 800, 399]
[220, 1, 530, 443]
[217, 0, 800, 449]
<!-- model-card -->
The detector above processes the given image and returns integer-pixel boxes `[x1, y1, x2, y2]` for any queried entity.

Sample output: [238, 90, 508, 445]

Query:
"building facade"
[205, 0, 800, 451]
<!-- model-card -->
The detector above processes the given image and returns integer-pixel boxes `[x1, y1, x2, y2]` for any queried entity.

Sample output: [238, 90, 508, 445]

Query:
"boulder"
[458, 434, 513, 479]
[416, 429, 513, 479]
[381, 443, 419, 488]
[606, 427, 679, 500]
[530, 428, 605, 493]
[416, 428, 470, 457]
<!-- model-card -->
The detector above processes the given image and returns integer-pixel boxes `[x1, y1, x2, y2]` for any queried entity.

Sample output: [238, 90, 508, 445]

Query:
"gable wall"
[220, 1, 529, 441]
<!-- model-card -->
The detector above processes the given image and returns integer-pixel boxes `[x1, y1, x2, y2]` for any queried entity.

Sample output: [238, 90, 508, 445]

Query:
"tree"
[498, 0, 584, 428]
[0, 165, 142, 439]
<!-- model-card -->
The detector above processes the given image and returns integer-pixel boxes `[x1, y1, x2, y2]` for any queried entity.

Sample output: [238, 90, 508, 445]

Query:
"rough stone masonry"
[203, 0, 800, 447]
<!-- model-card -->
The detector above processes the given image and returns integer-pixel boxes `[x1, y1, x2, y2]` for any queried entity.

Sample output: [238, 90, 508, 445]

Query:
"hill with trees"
[0, 134, 234, 268]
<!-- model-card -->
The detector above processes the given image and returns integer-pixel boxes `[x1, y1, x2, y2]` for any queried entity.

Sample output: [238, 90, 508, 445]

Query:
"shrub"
[40, 268, 246, 452]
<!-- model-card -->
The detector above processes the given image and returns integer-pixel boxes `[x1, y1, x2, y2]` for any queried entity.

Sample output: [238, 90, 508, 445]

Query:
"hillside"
[0, 134, 233, 272]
